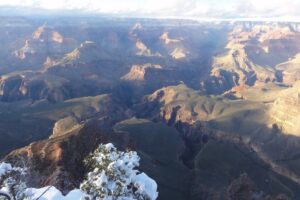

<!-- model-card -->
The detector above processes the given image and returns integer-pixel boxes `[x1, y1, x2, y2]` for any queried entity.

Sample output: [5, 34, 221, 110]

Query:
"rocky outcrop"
[14, 24, 65, 60]
[13, 24, 77, 68]
[51, 116, 81, 138]
[121, 63, 162, 81]
[0, 73, 71, 102]
[141, 84, 230, 123]
[0, 74, 24, 101]
[32, 23, 64, 43]
[211, 48, 276, 86]
[171, 48, 188, 60]
[5, 119, 111, 191]
[276, 53, 300, 85]
[204, 23, 300, 94]
[231, 23, 300, 67]
[160, 32, 181, 45]
[135, 39, 161, 57]
[53, 41, 112, 66]
[270, 82, 300, 136]
[121, 64, 196, 97]
[204, 26, 279, 94]
[159, 32, 191, 60]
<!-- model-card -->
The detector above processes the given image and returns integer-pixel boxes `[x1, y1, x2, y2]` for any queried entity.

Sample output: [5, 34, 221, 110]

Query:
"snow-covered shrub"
[80, 143, 158, 200]
[0, 143, 158, 200]
[0, 162, 28, 200]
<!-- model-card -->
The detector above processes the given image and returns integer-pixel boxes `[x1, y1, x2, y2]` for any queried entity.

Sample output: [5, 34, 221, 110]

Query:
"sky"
[0, 0, 300, 20]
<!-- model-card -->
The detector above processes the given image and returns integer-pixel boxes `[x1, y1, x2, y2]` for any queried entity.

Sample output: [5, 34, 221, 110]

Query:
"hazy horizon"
[0, 0, 300, 21]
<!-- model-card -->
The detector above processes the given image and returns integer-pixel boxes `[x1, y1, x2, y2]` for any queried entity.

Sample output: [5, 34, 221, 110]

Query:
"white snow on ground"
[133, 173, 158, 200]
[25, 187, 84, 200]
[0, 162, 12, 176]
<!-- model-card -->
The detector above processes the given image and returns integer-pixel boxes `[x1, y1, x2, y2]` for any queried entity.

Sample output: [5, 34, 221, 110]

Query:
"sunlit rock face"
[171, 48, 188, 60]
[202, 22, 300, 94]
[159, 32, 190, 60]
[135, 40, 162, 57]
[122, 64, 162, 81]
[160, 32, 181, 45]
[270, 82, 300, 136]
[53, 41, 112, 66]
[276, 53, 300, 85]
[13, 24, 77, 68]
[32, 24, 64, 43]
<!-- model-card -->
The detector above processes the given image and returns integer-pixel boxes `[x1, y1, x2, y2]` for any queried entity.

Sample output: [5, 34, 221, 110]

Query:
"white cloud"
[0, 0, 299, 20]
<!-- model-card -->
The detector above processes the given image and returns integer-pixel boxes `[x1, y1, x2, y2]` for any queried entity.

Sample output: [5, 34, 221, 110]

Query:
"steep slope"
[5, 119, 112, 191]
[270, 82, 300, 136]
[52, 41, 112, 66]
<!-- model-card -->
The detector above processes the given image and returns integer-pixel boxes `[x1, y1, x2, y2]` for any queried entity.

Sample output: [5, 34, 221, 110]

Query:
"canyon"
[1, 17, 300, 199]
